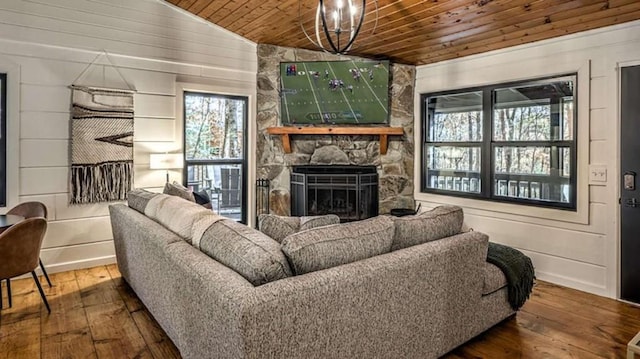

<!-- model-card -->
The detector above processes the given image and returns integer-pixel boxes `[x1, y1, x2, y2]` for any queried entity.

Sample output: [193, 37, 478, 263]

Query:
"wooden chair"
[7, 202, 52, 287]
[0, 218, 50, 313]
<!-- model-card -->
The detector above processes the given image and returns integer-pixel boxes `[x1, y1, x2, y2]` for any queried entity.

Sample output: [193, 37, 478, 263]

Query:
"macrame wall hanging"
[69, 51, 136, 204]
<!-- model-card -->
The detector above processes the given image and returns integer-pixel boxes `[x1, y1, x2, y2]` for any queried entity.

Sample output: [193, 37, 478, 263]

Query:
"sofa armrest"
[240, 231, 489, 358]
[109, 204, 254, 358]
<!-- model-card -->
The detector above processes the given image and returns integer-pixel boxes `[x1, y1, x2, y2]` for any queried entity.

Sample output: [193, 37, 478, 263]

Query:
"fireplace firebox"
[291, 165, 378, 222]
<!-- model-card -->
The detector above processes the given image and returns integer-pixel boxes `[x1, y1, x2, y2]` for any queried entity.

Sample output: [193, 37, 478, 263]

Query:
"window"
[422, 74, 577, 210]
[183, 92, 248, 223]
[0, 73, 6, 207]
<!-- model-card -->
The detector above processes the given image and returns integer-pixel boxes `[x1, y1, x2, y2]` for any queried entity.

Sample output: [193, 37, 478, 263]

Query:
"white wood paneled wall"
[0, 0, 257, 273]
[415, 20, 640, 298]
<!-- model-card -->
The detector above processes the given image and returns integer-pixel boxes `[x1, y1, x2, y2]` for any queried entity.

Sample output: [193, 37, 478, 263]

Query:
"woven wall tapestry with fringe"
[70, 85, 134, 204]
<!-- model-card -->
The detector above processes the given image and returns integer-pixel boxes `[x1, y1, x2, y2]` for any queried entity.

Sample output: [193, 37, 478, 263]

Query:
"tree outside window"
[184, 92, 247, 222]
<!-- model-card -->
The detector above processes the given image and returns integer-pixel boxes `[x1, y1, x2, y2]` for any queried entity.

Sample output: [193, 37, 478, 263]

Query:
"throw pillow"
[193, 189, 211, 205]
[281, 216, 395, 275]
[391, 205, 464, 251]
[258, 214, 300, 243]
[199, 219, 292, 286]
[299, 214, 341, 231]
[163, 181, 195, 202]
[193, 189, 214, 210]
[258, 214, 341, 243]
[127, 188, 159, 213]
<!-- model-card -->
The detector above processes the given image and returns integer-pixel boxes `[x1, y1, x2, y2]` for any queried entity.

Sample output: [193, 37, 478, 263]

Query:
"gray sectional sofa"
[109, 190, 516, 359]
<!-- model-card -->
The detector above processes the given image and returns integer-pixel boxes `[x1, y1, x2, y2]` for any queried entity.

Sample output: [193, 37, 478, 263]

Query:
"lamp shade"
[149, 153, 183, 170]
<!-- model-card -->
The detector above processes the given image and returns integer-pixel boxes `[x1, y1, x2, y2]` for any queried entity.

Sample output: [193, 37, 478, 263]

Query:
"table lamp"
[149, 153, 183, 182]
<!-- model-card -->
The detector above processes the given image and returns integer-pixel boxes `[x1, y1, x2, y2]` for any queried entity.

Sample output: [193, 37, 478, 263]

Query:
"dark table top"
[0, 214, 25, 229]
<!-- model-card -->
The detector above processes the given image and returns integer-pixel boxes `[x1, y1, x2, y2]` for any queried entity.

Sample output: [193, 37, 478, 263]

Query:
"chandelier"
[299, 0, 378, 55]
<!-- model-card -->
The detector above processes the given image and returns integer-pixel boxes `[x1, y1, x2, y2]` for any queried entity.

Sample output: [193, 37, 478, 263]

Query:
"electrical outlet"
[589, 165, 607, 183]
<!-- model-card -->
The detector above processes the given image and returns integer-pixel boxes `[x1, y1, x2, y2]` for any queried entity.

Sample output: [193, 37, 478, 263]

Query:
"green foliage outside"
[184, 93, 244, 161]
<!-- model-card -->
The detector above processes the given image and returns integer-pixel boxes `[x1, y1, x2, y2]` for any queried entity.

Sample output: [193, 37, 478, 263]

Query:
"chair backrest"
[7, 201, 48, 219]
[220, 167, 241, 209]
[0, 218, 48, 280]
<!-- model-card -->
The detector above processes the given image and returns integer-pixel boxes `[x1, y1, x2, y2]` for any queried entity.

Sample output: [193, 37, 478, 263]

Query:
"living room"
[1, 0, 640, 358]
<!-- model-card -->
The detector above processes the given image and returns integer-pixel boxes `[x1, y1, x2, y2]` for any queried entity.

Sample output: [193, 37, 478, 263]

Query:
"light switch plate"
[589, 165, 607, 183]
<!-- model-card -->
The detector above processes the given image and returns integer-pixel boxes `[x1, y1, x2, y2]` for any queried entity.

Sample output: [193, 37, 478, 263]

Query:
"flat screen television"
[279, 60, 390, 125]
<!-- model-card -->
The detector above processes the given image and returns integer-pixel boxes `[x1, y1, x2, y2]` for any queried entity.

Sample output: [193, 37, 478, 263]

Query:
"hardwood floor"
[0, 265, 180, 359]
[1, 265, 639, 358]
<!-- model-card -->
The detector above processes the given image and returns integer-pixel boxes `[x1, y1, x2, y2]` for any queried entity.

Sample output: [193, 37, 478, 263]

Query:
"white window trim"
[415, 61, 590, 225]
[0, 57, 20, 211]
[176, 81, 257, 227]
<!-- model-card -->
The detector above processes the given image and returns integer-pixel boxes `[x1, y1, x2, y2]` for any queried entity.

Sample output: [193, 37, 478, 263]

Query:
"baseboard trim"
[13, 255, 117, 280]
[45, 255, 117, 274]
[535, 270, 608, 298]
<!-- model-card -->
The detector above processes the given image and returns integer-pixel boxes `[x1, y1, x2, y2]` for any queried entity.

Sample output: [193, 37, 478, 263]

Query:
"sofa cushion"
[144, 194, 221, 244]
[199, 219, 292, 286]
[258, 214, 340, 243]
[281, 216, 395, 275]
[482, 262, 508, 295]
[128, 188, 159, 213]
[391, 205, 464, 251]
[300, 215, 341, 231]
[163, 181, 196, 202]
[258, 214, 301, 243]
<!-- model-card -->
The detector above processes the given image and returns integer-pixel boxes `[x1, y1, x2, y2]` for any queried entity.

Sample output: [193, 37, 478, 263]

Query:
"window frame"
[0, 73, 6, 207]
[421, 73, 578, 211]
[182, 91, 249, 224]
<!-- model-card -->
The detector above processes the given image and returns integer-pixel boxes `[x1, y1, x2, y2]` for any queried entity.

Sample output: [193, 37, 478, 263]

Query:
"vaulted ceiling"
[166, 0, 640, 66]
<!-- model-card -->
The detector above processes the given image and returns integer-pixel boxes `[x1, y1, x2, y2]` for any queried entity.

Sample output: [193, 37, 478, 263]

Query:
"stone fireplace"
[291, 165, 378, 222]
[256, 44, 416, 216]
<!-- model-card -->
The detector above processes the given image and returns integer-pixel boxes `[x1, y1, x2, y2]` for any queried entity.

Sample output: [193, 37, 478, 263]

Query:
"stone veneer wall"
[256, 44, 416, 215]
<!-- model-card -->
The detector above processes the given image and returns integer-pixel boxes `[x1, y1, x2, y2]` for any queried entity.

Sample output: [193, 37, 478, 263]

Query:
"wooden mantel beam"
[266, 126, 404, 155]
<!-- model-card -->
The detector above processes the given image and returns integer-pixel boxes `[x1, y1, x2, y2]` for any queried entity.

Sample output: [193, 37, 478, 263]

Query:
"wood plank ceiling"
[166, 0, 640, 65]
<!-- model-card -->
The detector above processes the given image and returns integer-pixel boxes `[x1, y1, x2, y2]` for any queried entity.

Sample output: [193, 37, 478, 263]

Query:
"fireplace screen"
[291, 165, 378, 222]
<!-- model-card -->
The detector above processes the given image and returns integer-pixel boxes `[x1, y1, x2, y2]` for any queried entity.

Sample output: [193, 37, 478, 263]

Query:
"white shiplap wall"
[0, 0, 257, 273]
[415, 20, 640, 298]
